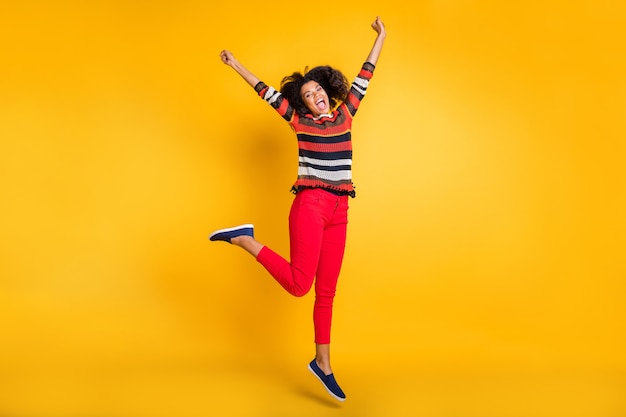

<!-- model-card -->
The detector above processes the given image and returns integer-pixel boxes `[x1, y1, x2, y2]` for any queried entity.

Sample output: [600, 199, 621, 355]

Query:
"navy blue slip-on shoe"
[209, 224, 254, 243]
[308, 359, 346, 402]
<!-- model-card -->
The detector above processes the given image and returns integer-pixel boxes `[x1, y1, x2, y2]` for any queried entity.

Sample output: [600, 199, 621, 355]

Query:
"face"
[300, 81, 330, 117]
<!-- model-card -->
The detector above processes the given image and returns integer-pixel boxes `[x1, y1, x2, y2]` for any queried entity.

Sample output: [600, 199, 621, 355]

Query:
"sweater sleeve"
[344, 62, 375, 117]
[254, 81, 296, 123]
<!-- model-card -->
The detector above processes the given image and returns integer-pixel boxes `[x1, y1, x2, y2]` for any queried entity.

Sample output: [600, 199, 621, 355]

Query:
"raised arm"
[365, 16, 387, 66]
[219, 50, 261, 88]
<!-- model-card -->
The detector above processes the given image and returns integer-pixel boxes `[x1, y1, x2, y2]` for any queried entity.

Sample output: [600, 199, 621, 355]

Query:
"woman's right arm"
[220, 49, 296, 123]
[219, 50, 261, 88]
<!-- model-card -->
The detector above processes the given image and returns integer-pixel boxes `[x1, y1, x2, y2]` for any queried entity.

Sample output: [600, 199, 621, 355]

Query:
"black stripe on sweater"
[299, 149, 353, 160]
[296, 132, 351, 144]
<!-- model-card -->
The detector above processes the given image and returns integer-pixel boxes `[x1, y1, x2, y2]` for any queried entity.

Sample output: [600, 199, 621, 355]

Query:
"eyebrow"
[301, 83, 320, 96]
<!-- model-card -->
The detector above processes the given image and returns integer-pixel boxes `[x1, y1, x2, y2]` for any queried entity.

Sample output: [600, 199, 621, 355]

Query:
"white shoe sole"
[308, 363, 346, 402]
[209, 224, 254, 240]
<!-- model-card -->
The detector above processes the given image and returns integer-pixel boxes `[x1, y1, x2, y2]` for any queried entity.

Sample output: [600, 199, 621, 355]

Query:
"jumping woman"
[209, 16, 386, 401]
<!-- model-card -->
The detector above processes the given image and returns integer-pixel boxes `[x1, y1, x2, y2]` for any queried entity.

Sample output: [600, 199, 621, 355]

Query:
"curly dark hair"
[280, 66, 349, 117]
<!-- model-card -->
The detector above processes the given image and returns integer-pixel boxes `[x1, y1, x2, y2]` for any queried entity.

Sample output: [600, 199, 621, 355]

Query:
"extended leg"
[313, 201, 348, 375]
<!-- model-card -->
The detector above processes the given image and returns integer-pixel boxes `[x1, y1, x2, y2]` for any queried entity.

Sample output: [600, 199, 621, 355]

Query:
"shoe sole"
[209, 224, 254, 240]
[307, 363, 346, 402]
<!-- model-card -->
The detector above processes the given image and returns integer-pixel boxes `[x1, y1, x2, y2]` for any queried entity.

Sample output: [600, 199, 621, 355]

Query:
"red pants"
[256, 188, 349, 344]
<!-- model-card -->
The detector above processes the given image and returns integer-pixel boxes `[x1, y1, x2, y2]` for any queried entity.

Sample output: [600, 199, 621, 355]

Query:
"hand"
[218, 49, 260, 87]
[371, 16, 386, 36]
[220, 49, 237, 66]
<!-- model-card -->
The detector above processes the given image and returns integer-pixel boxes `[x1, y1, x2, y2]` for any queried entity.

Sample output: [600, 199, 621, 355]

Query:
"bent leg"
[255, 190, 326, 297]
[231, 235, 263, 257]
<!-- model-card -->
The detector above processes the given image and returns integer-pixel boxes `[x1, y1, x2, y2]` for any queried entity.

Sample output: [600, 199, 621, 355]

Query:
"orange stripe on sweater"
[298, 141, 352, 152]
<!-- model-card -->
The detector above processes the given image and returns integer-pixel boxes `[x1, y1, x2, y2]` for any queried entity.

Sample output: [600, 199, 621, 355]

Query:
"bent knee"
[291, 287, 311, 297]
[289, 281, 313, 297]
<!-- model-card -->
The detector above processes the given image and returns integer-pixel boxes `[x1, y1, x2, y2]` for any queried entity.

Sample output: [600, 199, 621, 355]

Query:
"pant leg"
[313, 194, 349, 344]
[255, 189, 326, 297]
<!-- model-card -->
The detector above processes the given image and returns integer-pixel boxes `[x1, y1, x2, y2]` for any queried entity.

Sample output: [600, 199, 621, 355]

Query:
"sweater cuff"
[363, 62, 376, 72]
[254, 81, 266, 93]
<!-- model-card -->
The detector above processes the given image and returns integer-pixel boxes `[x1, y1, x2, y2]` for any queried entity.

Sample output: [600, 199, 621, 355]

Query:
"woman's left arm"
[366, 16, 387, 66]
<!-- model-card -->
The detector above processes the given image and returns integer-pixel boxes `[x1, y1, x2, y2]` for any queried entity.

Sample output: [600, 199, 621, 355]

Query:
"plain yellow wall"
[1, 1, 624, 416]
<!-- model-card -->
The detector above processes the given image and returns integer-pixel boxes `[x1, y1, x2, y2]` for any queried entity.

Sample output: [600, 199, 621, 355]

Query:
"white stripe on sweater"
[352, 77, 369, 95]
[264, 87, 280, 105]
[299, 156, 352, 167]
[298, 166, 352, 182]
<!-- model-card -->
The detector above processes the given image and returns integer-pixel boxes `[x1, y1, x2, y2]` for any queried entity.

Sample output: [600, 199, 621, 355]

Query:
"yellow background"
[1, 1, 624, 416]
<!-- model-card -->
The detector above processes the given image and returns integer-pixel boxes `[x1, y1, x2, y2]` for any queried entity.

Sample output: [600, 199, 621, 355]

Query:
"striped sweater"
[254, 62, 375, 197]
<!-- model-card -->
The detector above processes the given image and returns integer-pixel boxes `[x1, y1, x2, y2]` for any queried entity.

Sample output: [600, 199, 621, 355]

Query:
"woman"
[210, 16, 386, 401]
